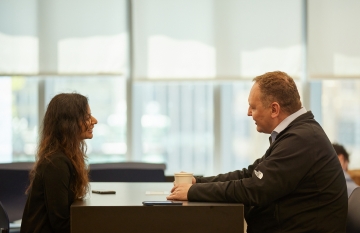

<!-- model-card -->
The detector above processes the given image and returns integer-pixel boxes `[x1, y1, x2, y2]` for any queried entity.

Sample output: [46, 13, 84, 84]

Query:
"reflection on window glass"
[134, 82, 214, 176]
[0, 78, 12, 162]
[322, 80, 360, 169]
[11, 76, 39, 162]
[2, 76, 126, 163]
[46, 76, 127, 163]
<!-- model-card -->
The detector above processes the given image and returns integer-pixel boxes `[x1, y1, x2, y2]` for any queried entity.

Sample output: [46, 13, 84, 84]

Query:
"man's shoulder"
[275, 112, 330, 151]
[285, 111, 321, 134]
[291, 111, 315, 124]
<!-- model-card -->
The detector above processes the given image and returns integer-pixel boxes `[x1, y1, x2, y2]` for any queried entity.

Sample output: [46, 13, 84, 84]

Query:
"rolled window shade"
[213, 0, 303, 79]
[0, 0, 127, 75]
[0, 0, 38, 75]
[133, 0, 303, 80]
[133, 0, 216, 80]
[308, 0, 360, 79]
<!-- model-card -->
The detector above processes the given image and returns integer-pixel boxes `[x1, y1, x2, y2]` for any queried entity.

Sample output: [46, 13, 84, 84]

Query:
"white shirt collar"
[270, 107, 307, 143]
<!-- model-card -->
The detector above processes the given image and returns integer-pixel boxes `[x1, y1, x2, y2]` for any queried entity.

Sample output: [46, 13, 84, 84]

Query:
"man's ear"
[270, 102, 280, 118]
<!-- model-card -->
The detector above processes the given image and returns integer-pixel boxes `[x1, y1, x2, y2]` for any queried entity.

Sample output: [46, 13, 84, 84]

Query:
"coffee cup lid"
[174, 172, 193, 176]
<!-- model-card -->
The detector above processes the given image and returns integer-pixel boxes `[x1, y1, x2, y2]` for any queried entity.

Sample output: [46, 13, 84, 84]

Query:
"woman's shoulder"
[40, 152, 74, 172]
[51, 151, 70, 160]
[43, 151, 70, 163]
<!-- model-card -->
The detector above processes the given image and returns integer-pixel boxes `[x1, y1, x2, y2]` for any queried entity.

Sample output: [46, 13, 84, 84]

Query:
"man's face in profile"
[248, 83, 273, 134]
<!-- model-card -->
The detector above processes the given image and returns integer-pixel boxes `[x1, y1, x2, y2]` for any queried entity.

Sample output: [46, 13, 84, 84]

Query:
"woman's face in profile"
[80, 105, 98, 140]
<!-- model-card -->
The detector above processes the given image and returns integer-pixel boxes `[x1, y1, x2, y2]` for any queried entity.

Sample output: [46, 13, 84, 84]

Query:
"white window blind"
[308, 0, 360, 79]
[0, 0, 38, 74]
[133, 0, 303, 80]
[133, 0, 216, 79]
[0, 0, 127, 75]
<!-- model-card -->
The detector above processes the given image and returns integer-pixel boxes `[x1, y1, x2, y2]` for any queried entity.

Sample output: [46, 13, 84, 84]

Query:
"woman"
[20, 93, 97, 233]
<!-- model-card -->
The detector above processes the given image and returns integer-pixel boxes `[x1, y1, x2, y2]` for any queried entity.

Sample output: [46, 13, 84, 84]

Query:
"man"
[333, 143, 358, 197]
[167, 71, 347, 232]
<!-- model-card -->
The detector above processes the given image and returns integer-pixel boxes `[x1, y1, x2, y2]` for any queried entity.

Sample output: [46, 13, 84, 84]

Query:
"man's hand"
[166, 183, 192, 201]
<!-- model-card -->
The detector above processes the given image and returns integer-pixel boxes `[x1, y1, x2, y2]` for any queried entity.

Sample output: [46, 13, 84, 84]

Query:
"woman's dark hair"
[27, 93, 90, 199]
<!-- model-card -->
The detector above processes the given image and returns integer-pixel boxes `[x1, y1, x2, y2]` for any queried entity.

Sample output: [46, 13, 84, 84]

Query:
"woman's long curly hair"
[26, 93, 90, 199]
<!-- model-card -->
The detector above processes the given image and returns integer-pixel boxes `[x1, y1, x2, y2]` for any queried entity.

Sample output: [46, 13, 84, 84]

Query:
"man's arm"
[167, 157, 264, 201]
[169, 131, 326, 204]
[187, 131, 329, 205]
[196, 157, 263, 183]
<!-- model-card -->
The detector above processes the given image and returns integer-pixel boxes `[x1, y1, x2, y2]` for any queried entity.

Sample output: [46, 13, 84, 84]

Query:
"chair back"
[347, 170, 360, 186]
[89, 162, 166, 182]
[347, 187, 360, 233]
[0, 201, 9, 233]
[0, 162, 33, 222]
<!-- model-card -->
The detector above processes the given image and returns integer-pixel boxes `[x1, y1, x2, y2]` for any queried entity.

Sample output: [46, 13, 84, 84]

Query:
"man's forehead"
[249, 83, 261, 98]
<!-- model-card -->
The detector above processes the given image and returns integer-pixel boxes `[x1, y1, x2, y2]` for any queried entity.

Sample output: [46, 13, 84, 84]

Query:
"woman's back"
[20, 152, 75, 233]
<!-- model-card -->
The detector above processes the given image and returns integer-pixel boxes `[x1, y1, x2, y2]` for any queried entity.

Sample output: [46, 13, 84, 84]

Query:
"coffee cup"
[174, 172, 193, 184]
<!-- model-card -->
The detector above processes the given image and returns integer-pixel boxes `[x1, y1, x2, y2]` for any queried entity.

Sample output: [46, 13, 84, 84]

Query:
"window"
[0, 76, 126, 163]
[1, 77, 38, 162]
[321, 80, 360, 169]
[133, 82, 214, 175]
[2, 0, 360, 176]
[45, 77, 127, 163]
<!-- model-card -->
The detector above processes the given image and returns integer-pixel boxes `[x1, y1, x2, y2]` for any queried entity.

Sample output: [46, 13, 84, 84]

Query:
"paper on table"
[145, 191, 170, 195]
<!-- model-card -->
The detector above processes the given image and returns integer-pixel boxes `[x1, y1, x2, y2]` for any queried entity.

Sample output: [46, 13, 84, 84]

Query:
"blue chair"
[0, 201, 10, 233]
[347, 187, 360, 233]
[0, 163, 33, 223]
[89, 162, 166, 182]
